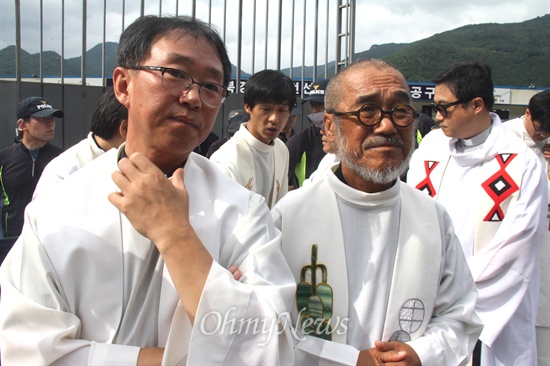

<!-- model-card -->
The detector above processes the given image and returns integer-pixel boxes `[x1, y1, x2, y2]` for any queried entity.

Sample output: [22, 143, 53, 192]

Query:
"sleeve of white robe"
[1, 193, 296, 365]
[177, 193, 296, 365]
[272, 198, 482, 366]
[209, 146, 239, 181]
[0, 218, 142, 365]
[468, 151, 547, 346]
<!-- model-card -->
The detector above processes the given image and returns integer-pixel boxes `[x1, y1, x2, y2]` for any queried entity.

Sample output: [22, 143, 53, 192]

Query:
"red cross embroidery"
[415, 161, 440, 197]
[481, 154, 519, 222]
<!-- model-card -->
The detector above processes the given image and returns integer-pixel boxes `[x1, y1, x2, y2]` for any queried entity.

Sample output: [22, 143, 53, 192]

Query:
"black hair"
[243, 70, 297, 110]
[528, 90, 550, 130]
[433, 62, 495, 110]
[116, 15, 231, 87]
[90, 88, 128, 140]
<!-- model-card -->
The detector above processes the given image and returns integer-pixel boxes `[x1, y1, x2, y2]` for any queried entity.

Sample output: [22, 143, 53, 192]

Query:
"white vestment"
[407, 114, 547, 365]
[505, 116, 550, 366]
[272, 166, 483, 366]
[33, 132, 106, 200]
[210, 123, 289, 208]
[0, 149, 296, 365]
[303, 152, 340, 187]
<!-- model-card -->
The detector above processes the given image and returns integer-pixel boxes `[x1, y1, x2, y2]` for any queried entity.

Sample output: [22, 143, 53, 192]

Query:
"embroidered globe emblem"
[389, 330, 411, 342]
[398, 298, 424, 333]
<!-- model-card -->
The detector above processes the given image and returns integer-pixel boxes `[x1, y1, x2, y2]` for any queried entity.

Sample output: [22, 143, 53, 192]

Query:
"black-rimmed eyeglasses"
[326, 103, 419, 128]
[431, 97, 474, 118]
[127, 66, 229, 108]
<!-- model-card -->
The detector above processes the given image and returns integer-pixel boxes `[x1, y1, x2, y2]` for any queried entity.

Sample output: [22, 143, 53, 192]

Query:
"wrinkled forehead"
[341, 67, 411, 106]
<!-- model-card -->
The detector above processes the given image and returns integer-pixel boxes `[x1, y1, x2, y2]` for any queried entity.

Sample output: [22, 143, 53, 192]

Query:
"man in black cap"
[302, 78, 328, 114]
[206, 109, 249, 158]
[286, 78, 329, 189]
[279, 107, 300, 143]
[0, 96, 64, 238]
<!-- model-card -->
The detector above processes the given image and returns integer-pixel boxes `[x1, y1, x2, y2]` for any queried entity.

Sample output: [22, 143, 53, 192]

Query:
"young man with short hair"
[407, 62, 546, 365]
[0, 96, 64, 238]
[210, 69, 296, 208]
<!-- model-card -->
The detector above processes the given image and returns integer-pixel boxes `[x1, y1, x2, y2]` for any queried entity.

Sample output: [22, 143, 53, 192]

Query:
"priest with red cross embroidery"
[407, 62, 547, 366]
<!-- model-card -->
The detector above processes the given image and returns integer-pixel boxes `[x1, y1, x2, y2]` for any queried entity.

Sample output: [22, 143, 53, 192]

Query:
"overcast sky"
[0, 0, 548, 75]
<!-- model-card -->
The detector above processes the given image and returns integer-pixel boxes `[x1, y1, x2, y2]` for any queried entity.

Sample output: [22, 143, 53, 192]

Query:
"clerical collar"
[91, 133, 102, 150]
[456, 124, 492, 153]
[334, 163, 349, 185]
[116, 145, 186, 178]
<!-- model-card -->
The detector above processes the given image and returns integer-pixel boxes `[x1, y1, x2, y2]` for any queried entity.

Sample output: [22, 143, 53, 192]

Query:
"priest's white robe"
[210, 123, 288, 208]
[33, 132, 106, 200]
[407, 114, 547, 365]
[0, 149, 296, 365]
[505, 116, 550, 366]
[272, 167, 483, 365]
[303, 152, 340, 187]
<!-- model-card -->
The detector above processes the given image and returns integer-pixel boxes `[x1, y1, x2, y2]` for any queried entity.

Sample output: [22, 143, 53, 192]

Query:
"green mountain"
[280, 43, 409, 80]
[0, 45, 80, 77]
[384, 14, 550, 87]
[1, 14, 548, 87]
[64, 42, 119, 77]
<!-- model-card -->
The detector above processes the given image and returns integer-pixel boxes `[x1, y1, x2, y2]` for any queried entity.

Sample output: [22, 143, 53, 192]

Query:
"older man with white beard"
[272, 59, 483, 366]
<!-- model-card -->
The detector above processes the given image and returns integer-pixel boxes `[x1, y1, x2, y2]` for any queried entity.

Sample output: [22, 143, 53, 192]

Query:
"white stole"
[230, 125, 288, 207]
[281, 178, 442, 345]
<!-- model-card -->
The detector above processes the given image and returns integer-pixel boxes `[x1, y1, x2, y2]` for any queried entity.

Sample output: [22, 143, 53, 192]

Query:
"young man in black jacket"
[0, 96, 64, 238]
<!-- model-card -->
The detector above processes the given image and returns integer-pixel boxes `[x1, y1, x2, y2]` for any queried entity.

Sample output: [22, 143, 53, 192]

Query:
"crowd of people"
[0, 14, 548, 366]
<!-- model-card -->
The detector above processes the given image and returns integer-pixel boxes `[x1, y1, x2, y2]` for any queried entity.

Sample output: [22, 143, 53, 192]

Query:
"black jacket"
[286, 124, 326, 188]
[0, 142, 63, 238]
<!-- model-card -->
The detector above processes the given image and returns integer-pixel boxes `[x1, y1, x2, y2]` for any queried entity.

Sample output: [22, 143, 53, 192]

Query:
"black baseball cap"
[227, 109, 249, 136]
[302, 79, 329, 104]
[17, 97, 64, 119]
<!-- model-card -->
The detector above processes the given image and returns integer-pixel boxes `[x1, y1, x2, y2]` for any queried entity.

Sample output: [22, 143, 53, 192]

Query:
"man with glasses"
[0, 96, 64, 239]
[0, 15, 295, 365]
[273, 59, 482, 365]
[505, 90, 550, 366]
[407, 62, 546, 366]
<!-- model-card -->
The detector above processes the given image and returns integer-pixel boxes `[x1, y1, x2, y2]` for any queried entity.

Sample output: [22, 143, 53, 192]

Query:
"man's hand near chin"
[357, 341, 421, 366]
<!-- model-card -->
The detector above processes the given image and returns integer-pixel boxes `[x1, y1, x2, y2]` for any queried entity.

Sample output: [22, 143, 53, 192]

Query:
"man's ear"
[17, 118, 26, 131]
[472, 97, 485, 113]
[244, 103, 251, 115]
[113, 67, 131, 109]
[119, 119, 128, 140]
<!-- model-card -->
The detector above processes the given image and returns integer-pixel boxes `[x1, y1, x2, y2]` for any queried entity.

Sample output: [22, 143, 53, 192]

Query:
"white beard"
[336, 130, 414, 185]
